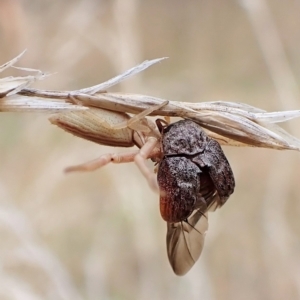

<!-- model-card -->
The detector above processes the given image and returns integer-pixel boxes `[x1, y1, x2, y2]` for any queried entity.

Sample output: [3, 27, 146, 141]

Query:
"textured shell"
[158, 156, 201, 223]
[161, 120, 208, 156]
[160, 119, 235, 205]
[192, 138, 235, 204]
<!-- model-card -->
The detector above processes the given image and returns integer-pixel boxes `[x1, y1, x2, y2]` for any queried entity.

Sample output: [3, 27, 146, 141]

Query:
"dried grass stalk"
[1, 51, 300, 151]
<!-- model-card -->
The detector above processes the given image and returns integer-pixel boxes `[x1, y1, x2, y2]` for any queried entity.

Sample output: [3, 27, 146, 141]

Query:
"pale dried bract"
[1, 51, 300, 151]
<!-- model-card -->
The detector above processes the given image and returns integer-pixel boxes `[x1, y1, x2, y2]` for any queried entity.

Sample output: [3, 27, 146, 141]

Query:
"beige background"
[0, 0, 300, 299]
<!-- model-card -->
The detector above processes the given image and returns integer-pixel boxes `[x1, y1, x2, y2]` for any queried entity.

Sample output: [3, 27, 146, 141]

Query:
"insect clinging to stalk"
[153, 119, 235, 275]
[50, 100, 235, 275]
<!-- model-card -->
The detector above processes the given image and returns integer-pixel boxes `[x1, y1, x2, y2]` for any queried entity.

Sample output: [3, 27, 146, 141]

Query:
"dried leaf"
[49, 108, 135, 147]
[1, 51, 300, 151]
[69, 93, 300, 150]
[0, 74, 50, 98]
[0, 95, 86, 112]
[78, 57, 168, 94]
[0, 50, 27, 73]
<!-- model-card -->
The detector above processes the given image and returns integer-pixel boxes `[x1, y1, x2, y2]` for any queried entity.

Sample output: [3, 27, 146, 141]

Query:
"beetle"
[133, 118, 235, 275]
[156, 119, 234, 221]
[50, 101, 235, 275]
[155, 119, 235, 275]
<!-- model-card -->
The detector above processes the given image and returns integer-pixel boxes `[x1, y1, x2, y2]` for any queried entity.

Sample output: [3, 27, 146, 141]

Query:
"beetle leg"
[61, 98, 165, 176]
[110, 101, 168, 141]
[134, 137, 161, 192]
[65, 150, 140, 172]
[127, 101, 168, 129]
[65, 136, 161, 173]
[164, 116, 171, 124]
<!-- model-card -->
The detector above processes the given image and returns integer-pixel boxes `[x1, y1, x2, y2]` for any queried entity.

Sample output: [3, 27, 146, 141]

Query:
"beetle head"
[157, 119, 208, 156]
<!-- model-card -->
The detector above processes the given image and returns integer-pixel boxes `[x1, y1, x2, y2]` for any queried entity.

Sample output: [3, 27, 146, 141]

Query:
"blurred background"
[0, 0, 300, 299]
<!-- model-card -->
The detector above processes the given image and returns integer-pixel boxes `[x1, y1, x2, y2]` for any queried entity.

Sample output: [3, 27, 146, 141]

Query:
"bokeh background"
[0, 0, 300, 299]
